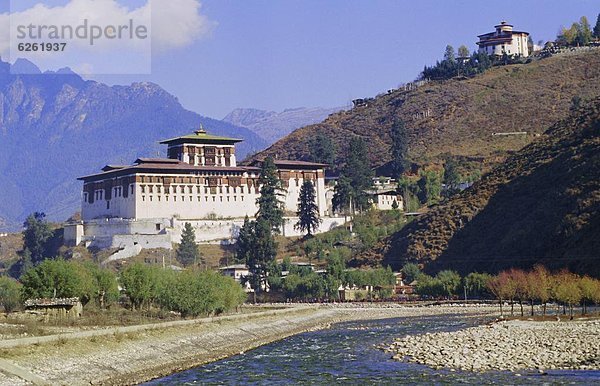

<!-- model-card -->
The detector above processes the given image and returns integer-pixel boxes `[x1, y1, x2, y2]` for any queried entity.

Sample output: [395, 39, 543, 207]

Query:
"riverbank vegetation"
[0, 259, 246, 320]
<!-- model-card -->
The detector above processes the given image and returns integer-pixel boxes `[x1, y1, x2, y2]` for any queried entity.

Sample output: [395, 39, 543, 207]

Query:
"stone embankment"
[384, 319, 600, 372]
[0, 304, 498, 385]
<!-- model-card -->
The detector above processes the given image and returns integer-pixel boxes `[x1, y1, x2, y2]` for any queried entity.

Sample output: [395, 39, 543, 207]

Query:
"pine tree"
[577, 16, 593, 45]
[236, 216, 254, 263]
[256, 157, 285, 233]
[308, 132, 336, 165]
[332, 175, 353, 215]
[177, 222, 201, 266]
[22, 212, 53, 265]
[390, 118, 409, 179]
[343, 137, 373, 212]
[444, 45, 456, 63]
[594, 13, 600, 39]
[295, 180, 321, 236]
[246, 218, 277, 294]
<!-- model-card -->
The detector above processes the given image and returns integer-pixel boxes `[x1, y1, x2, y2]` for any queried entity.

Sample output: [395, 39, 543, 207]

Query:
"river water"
[146, 314, 600, 385]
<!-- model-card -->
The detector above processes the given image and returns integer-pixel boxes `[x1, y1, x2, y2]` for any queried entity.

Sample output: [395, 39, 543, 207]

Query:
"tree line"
[402, 263, 600, 319]
[0, 260, 246, 317]
[486, 266, 600, 319]
[556, 14, 600, 47]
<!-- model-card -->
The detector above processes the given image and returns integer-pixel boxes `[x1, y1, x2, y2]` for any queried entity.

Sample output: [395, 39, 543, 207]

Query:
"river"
[145, 313, 600, 385]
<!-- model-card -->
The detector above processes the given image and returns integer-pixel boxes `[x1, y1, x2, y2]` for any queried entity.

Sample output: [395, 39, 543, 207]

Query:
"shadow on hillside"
[432, 131, 600, 275]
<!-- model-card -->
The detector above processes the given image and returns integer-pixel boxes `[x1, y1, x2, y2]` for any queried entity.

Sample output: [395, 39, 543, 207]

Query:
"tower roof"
[159, 128, 243, 146]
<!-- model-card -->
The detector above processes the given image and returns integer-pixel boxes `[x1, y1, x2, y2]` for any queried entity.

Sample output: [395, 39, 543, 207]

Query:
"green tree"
[389, 118, 409, 179]
[0, 277, 21, 313]
[120, 263, 158, 310]
[418, 170, 443, 204]
[576, 16, 593, 45]
[401, 263, 421, 284]
[236, 216, 254, 263]
[444, 159, 462, 188]
[308, 132, 336, 165]
[20, 259, 94, 304]
[332, 175, 353, 214]
[177, 222, 201, 266]
[457, 45, 470, 58]
[256, 157, 285, 233]
[84, 263, 119, 308]
[246, 218, 277, 296]
[335, 137, 373, 213]
[593, 13, 600, 39]
[444, 44, 456, 63]
[22, 212, 53, 265]
[436, 270, 461, 297]
[295, 180, 322, 236]
[464, 272, 492, 298]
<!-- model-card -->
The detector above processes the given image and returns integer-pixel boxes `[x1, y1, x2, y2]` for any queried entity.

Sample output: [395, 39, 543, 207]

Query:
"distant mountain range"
[0, 59, 268, 231]
[223, 106, 344, 143]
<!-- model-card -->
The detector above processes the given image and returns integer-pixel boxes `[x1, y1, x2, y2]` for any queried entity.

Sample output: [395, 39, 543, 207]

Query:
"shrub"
[0, 277, 22, 313]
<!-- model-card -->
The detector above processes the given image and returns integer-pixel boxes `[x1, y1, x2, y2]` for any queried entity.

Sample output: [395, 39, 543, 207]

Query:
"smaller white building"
[477, 21, 530, 57]
[219, 264, 252, 291]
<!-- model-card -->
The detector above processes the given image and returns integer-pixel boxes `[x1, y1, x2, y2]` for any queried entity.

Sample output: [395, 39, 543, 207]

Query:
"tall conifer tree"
[177, 222, 201, 266]
[256, 157, 285, 233]
[295, 180, 321, 236]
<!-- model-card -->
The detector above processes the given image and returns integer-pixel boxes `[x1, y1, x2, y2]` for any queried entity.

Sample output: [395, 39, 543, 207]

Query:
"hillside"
[382, 96, 600, 276]
[0, 59, 267, 231]
[252, 49, 600, 172]
[223, 106, 343, 143]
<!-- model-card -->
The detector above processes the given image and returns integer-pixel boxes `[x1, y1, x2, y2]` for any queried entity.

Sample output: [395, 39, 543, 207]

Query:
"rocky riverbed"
[0, 304, 498, 385]
[383, 319, 600, 372]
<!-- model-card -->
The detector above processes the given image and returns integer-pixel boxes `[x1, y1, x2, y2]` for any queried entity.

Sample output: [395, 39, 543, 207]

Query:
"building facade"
[79, 129, 328, 222]
[70, 129, 344, 254]
[477, 21, 530, 57]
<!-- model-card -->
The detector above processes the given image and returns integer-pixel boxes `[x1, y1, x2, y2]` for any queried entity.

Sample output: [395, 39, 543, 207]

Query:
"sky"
[1, 0, 599, 118]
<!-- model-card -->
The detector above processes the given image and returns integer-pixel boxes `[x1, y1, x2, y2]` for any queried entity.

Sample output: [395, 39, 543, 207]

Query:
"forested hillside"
[382, 96, 600, 276]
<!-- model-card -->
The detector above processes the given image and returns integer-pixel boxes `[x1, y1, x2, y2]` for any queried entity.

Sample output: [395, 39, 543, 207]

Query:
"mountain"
[382, 97, 600, 276]
[252, 49, 600, 173]
[0, 59, 268, 231]
[223, 106, 344, 143]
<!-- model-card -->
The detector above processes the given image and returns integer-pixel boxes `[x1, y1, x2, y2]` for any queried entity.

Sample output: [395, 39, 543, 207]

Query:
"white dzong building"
[477, 21, 530, 57]
[68, 129, 343, 253]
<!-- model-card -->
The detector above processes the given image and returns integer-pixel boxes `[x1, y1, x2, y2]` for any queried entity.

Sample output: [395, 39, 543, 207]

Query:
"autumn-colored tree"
[487, 271, 518, 317]
[553, 271, 582, 319]
[578, 276, 599, 315]
[528, 265, 552, 316]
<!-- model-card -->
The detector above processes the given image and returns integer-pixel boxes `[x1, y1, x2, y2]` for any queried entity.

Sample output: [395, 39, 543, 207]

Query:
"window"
[141, 185, 146, 193]
[212, 196, 216, 202]
[150, 196, 153, 202]
[156, 224, 161, 231]
[83, 193, 88, 203]
[142, 196, 145, 202]
[182, 196, 185, 201]
[166, 196, 169, 202]
[107, 201, 110, 209]
[130, 185, 134, 195]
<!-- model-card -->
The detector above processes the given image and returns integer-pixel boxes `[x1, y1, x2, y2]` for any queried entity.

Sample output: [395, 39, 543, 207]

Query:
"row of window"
[141, 195, 246, 203]
[140, 185, 248, 195]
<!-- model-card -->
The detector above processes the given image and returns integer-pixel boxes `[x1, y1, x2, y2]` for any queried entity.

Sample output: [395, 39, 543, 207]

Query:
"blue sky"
[2, 0, 599, 118]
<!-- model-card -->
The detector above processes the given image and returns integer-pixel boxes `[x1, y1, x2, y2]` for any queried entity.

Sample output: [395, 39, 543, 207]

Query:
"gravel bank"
[0, 304, 497, 385]
[384, 319, 600, 372]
